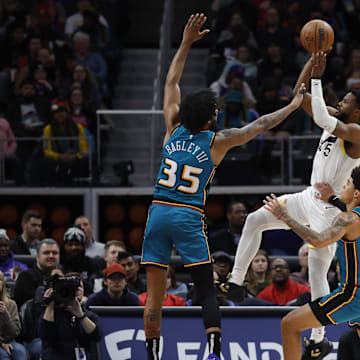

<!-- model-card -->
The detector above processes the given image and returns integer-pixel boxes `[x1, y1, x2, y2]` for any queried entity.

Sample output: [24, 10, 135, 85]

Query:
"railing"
[0, 136, 93, 185]
[95, 108, 321, 186]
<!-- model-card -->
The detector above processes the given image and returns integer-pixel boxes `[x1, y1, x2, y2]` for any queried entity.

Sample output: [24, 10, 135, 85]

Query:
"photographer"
[39, 273, 102, 360]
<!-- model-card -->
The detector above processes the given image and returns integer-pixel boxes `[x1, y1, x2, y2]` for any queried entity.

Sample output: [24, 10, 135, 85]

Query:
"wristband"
[328, 195, 346, 212]
[77, 313, 86, 320]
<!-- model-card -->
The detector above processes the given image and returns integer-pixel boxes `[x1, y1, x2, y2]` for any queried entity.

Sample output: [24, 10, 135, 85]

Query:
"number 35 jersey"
[311, 130, 360, 195]
[154, 125, 216, 209]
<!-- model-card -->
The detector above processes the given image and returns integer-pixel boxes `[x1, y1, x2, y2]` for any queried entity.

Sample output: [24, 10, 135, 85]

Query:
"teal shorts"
[141, 201, 211, 268]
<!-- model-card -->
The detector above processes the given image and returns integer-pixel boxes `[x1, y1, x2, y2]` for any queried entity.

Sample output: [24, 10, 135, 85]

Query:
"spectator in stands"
[15, 47, 57, 95]
[138, 266, 186, 306]
[290, 243, 309, 287]
[73, 7, 111, 52]
[245, 249, 272, 297]
[337, 327, 360, 360]
[93, 240, 126, 292]
[345, 47, 360, 91]
[210, 200, 248, 255]
[0, 117, 24, 185]
[60, 226, 101, 295]
[0, 2, 15, 44]
[0, 229, 27, 281]
[29, 63, 57, 100]
[39, 272, 102, 360]
[65, 0, 109, 40]
[210, 64, 256, 103]
[6, 78, 52, 170]
[71, 64, 101, 107]
[255, 6, 294, 57]
[68, 85, 97, 146]
[104, 240, 126, 266]
[212, 251, 233, 282]
[118, 251, 146, 295]
[0, 20, 27, 75]
[27, 2, 66, 58]
[11, 209, 42, 255]
[86, 263, 140, 306]
[19, 264, 65, 360]
[0, 271, 27, 360]
[256, 77, 304, 136]
[14, 238, 60, 309]
[72, 31, 107, 88]
[256, 41, 297, 88]
[166, 262, 188, 299]
[54, 51, 78, 99]
[256, 257, 310, 305]
[74, 215, 104, 258]
[17, 34, 42, 72]
[217, 90, 259, 130]
[40, 99, 89, 184]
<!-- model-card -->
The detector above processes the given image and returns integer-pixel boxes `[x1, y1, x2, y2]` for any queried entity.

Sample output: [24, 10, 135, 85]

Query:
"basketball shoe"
[216, 281, 247, 303]
[301, 337, 333, 359]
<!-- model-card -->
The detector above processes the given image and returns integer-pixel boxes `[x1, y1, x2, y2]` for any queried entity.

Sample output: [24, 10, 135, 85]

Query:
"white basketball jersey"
[311, 130, 360, 194]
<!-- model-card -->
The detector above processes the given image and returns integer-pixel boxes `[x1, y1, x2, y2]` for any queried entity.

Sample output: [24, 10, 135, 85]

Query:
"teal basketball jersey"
[336, 207, 360, 285]
[154, 125, 216, 209]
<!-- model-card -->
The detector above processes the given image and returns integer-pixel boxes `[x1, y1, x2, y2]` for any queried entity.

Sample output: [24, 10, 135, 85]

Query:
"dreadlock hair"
[179, 89, 217, 133]
[351, 165, 360, 190]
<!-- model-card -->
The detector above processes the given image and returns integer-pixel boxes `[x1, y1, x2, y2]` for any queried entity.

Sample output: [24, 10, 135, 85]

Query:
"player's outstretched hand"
[291, 82, 306, 109]
[183, 13, 210, 44]
[314, 182, 335, 202]
[311, 52, 327, 78]
[263, 194, 289, 222]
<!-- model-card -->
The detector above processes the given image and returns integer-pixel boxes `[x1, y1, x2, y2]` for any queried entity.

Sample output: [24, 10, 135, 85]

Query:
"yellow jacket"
[43, 123, 89, 161]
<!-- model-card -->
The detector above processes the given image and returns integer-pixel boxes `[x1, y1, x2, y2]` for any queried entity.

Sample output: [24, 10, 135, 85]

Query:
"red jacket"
[139, 292, 186, 306]
[256, 279, 310, 305]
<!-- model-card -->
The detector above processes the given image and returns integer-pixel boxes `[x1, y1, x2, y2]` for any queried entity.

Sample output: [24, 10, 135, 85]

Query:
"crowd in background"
[0, 0, 127, 186]
[0, 203, 346, 359]
[207, 0, 360, 136]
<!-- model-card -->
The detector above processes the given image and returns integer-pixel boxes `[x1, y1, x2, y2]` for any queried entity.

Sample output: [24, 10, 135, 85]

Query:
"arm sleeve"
[311, 79, 337, 133]
[328, 195, 347, 212]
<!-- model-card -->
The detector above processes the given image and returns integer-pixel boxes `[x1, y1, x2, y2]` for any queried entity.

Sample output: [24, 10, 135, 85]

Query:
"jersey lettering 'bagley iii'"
[311, 130, 360, 195]
[154, 125, 216, 208]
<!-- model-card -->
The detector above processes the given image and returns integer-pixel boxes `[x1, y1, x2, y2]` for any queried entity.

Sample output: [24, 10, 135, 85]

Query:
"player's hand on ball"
[311, 52, 327, 78]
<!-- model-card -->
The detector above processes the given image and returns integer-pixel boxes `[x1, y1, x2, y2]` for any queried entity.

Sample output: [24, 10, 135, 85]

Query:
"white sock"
[310, 327, 325, 343]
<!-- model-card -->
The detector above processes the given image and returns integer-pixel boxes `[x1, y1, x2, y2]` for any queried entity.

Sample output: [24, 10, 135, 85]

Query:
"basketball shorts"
[310, 284, 360, 325]
[141, 201, 211, 268]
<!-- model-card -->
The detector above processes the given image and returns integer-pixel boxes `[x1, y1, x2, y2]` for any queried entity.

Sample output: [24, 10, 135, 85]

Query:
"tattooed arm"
[211, 84, 305, 165]
[263, 193, 356, 248]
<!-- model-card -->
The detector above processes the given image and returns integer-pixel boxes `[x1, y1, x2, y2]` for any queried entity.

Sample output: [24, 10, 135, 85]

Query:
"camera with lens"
[45, 274, 81, 307]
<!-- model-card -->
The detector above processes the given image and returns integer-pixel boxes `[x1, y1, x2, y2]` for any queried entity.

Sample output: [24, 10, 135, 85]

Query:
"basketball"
[300, 19, 334, 53]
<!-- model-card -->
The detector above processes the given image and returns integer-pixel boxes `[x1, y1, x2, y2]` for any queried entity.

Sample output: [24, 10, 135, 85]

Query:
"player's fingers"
[186, 14, 194, 28]
[199, 29, 210, 38]
[195, 13, 206, 27]
[189, 13, 199, 27]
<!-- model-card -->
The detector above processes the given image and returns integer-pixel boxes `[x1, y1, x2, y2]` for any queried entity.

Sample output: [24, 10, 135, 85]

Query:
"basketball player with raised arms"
[263, 165, 360, 360]
[140, 13, 305, 360]
[219, 52, 360, 359]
